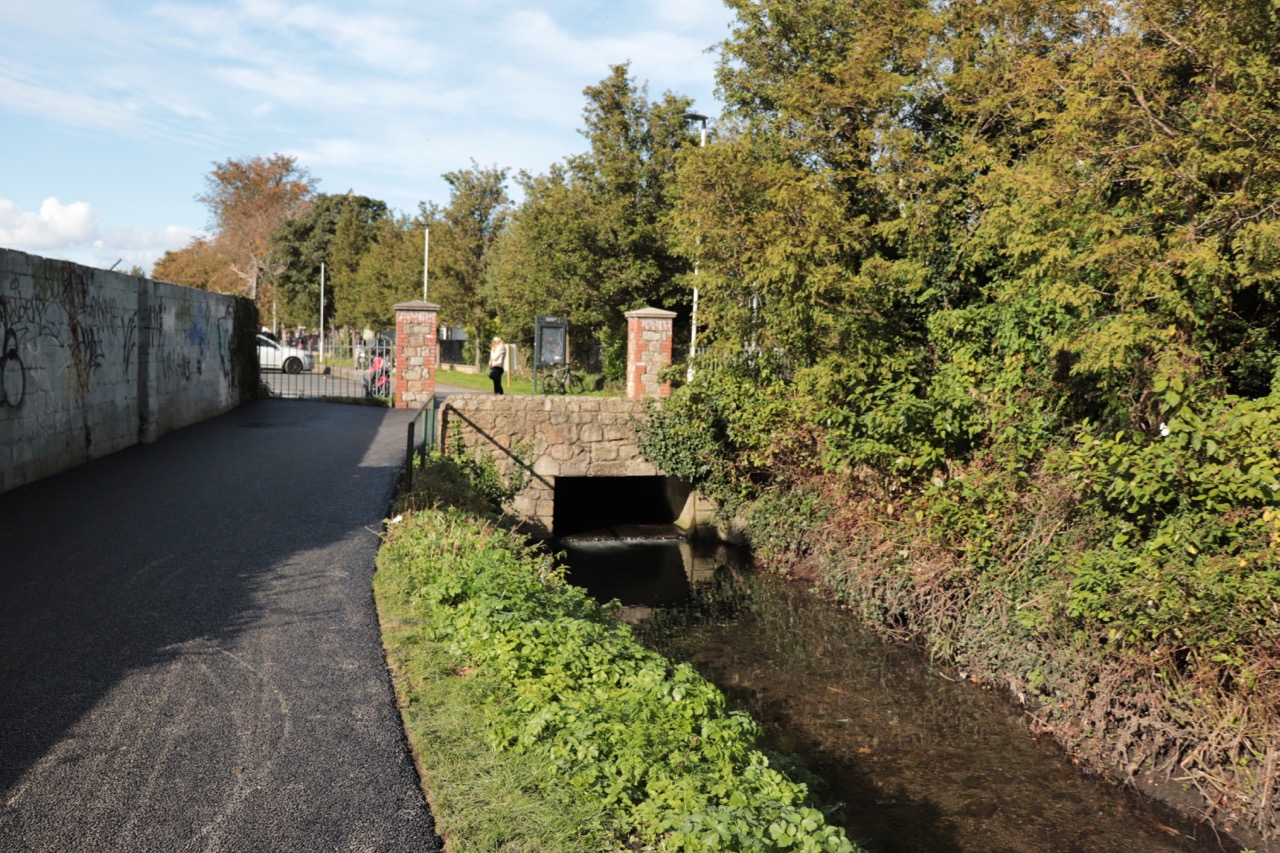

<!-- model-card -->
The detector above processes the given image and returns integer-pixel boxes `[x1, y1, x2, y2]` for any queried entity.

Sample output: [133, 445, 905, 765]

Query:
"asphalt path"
[0, 400, 444, 852]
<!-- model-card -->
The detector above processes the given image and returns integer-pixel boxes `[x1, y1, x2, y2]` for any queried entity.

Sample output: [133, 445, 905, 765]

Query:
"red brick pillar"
[625, 307, 677, 398]
[394, 301, 439, 409]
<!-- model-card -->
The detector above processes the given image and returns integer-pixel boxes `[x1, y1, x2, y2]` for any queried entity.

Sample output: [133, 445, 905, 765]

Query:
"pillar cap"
[394, 301, 440, 312]
[625, 306, 677, 319]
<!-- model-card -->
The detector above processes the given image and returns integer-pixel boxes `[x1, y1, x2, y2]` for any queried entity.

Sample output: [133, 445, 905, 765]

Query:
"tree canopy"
[487, 64, 700, 375]
[426, 161, 511, 361]
[197, 154, 318, 302]
[269, 192, 390, 330]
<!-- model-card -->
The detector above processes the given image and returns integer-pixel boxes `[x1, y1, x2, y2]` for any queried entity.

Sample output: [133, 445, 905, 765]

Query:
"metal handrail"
[403, 394, 439, 490]
[439, 402, 552, 489]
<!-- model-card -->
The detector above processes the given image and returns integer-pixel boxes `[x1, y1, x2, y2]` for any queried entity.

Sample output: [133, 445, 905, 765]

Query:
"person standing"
[488, 336, 507, 394]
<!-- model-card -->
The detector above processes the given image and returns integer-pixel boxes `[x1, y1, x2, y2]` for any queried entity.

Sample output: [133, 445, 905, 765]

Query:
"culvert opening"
[553, 476, 675, 537]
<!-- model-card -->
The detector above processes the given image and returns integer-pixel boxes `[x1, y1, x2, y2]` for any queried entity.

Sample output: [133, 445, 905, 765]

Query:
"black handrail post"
[405, 420, 416, 491]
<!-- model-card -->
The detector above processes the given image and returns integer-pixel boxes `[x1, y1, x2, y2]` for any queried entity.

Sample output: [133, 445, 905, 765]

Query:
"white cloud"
[0, 198, 99, 251]
[650, 0, 736, 32]
[0, 198, 199, 274]
[0, 0, 735, 268]
[0, 61, 148, 137]
[494, 10, 719, 97]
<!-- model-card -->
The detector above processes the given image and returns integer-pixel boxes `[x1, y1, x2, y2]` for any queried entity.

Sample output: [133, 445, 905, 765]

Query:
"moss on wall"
[229, 296, 261, 402]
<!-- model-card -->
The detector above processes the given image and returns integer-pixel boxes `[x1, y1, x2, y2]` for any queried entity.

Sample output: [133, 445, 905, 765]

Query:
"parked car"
[257, 334, 314, 374]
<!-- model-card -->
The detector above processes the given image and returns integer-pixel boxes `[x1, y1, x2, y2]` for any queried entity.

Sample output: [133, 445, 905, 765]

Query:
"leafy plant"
[378, 502, 857, 852]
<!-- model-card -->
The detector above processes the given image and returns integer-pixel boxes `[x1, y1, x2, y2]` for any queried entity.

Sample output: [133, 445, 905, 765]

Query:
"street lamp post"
[681, 112, 708, 381]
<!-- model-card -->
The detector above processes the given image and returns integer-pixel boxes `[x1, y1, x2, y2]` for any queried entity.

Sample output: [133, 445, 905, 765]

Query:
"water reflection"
[558, 535, 1243, 853]
[559, 525, 730, 617]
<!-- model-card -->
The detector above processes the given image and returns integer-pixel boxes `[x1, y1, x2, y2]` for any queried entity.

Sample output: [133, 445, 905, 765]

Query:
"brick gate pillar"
[625, 307, 677, 398]
[394, 301, 439, 409]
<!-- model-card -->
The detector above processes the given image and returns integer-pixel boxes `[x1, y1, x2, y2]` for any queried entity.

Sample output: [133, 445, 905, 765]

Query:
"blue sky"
[0, 0, 733, 273]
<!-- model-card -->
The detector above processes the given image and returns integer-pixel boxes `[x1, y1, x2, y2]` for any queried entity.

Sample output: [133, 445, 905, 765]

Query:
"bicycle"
[541, 362, 584, 395]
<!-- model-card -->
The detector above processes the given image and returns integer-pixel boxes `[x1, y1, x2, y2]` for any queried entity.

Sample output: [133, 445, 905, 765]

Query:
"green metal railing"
[438, 402, 553, 490]
[403, 394, 439, 490]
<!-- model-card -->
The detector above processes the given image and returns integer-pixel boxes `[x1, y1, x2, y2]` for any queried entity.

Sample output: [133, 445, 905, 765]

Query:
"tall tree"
[488, 64, 700, 376]
[668, 0, 1280, 472]
[427, 161, 511, 364]
[347, 214, 427, 332]
[152, 237, 241, 293]
[270, 192, 389, 329]
[196, 154, 318, 305]
[487, 165, 599, 344]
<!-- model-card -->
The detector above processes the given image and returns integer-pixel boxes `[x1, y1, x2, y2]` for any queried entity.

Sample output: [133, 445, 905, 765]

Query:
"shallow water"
[560, 534, 1243, 853]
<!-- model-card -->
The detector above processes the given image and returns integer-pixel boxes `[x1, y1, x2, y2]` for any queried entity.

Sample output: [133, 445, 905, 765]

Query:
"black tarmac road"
[0, 400, 444, 852]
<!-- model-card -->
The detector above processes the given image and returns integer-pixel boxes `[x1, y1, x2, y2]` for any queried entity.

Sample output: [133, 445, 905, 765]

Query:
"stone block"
[541, 424, 569, 445]
[549, 443, 578, 462]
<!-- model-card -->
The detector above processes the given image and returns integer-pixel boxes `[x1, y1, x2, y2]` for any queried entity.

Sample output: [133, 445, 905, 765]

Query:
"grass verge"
[374, 452, 860, 852]
[435, 366, 620, 396]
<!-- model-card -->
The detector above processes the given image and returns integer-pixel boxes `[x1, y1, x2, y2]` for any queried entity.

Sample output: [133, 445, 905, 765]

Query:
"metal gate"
[258, 336, 395, 402]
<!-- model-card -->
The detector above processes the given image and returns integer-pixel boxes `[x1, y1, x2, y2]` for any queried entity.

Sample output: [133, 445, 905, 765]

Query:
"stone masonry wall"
[0, 249, 247, 494]
[441, 394, 661, 533]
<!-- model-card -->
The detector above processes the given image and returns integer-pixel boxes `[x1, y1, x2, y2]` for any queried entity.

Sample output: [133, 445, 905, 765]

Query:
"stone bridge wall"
[441, 394, 694, 535]
[0, 249, 253, 494]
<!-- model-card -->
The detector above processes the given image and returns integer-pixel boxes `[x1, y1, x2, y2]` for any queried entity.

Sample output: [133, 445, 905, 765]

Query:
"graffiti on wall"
[1, 326, 25, 408]
[0, 260, 140, 417]
[0, 272, 49, 411]
[148, 291, 235, 392]
[1, 258, 236, 418]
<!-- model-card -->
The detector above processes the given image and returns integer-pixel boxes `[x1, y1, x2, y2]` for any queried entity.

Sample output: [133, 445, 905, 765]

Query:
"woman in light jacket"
[488, 337, 507, 394]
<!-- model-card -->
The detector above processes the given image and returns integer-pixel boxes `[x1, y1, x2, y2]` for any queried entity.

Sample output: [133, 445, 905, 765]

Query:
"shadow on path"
[0, 400, 442, 852]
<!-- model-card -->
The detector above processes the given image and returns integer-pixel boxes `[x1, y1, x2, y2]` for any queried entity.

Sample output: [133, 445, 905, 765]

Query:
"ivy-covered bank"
[639, 364, 1280, 849]
[374, 453, 857, 852]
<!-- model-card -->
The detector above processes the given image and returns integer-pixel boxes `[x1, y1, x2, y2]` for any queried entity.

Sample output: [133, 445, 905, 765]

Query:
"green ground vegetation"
[375, 451, 858, 852]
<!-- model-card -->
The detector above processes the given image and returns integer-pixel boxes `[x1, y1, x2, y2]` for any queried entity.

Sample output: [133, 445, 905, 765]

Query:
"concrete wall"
[1, 249, 250, 494]
[440, 394, 715, 536]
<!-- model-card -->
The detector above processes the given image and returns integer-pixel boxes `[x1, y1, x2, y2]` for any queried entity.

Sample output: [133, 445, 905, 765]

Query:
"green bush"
[1062, 385, 1280, 671]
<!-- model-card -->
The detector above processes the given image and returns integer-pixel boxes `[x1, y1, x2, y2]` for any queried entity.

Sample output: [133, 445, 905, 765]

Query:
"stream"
[560, 530, 1244, 853]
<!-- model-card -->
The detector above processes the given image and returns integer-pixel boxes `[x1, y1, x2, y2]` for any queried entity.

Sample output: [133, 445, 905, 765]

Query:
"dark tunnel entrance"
[553, 476, 675, 537]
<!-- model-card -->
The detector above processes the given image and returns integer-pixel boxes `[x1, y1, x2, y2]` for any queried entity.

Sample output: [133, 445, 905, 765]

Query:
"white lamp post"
[682, 112, 708, 381]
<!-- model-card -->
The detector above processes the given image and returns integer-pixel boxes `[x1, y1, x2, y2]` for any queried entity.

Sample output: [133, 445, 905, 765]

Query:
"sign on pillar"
[624, 307, 677, 398]
[393, 301, 440, 409]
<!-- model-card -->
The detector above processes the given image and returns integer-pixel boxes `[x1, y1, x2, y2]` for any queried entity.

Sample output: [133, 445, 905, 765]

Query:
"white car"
[257, 333, 314, 374]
